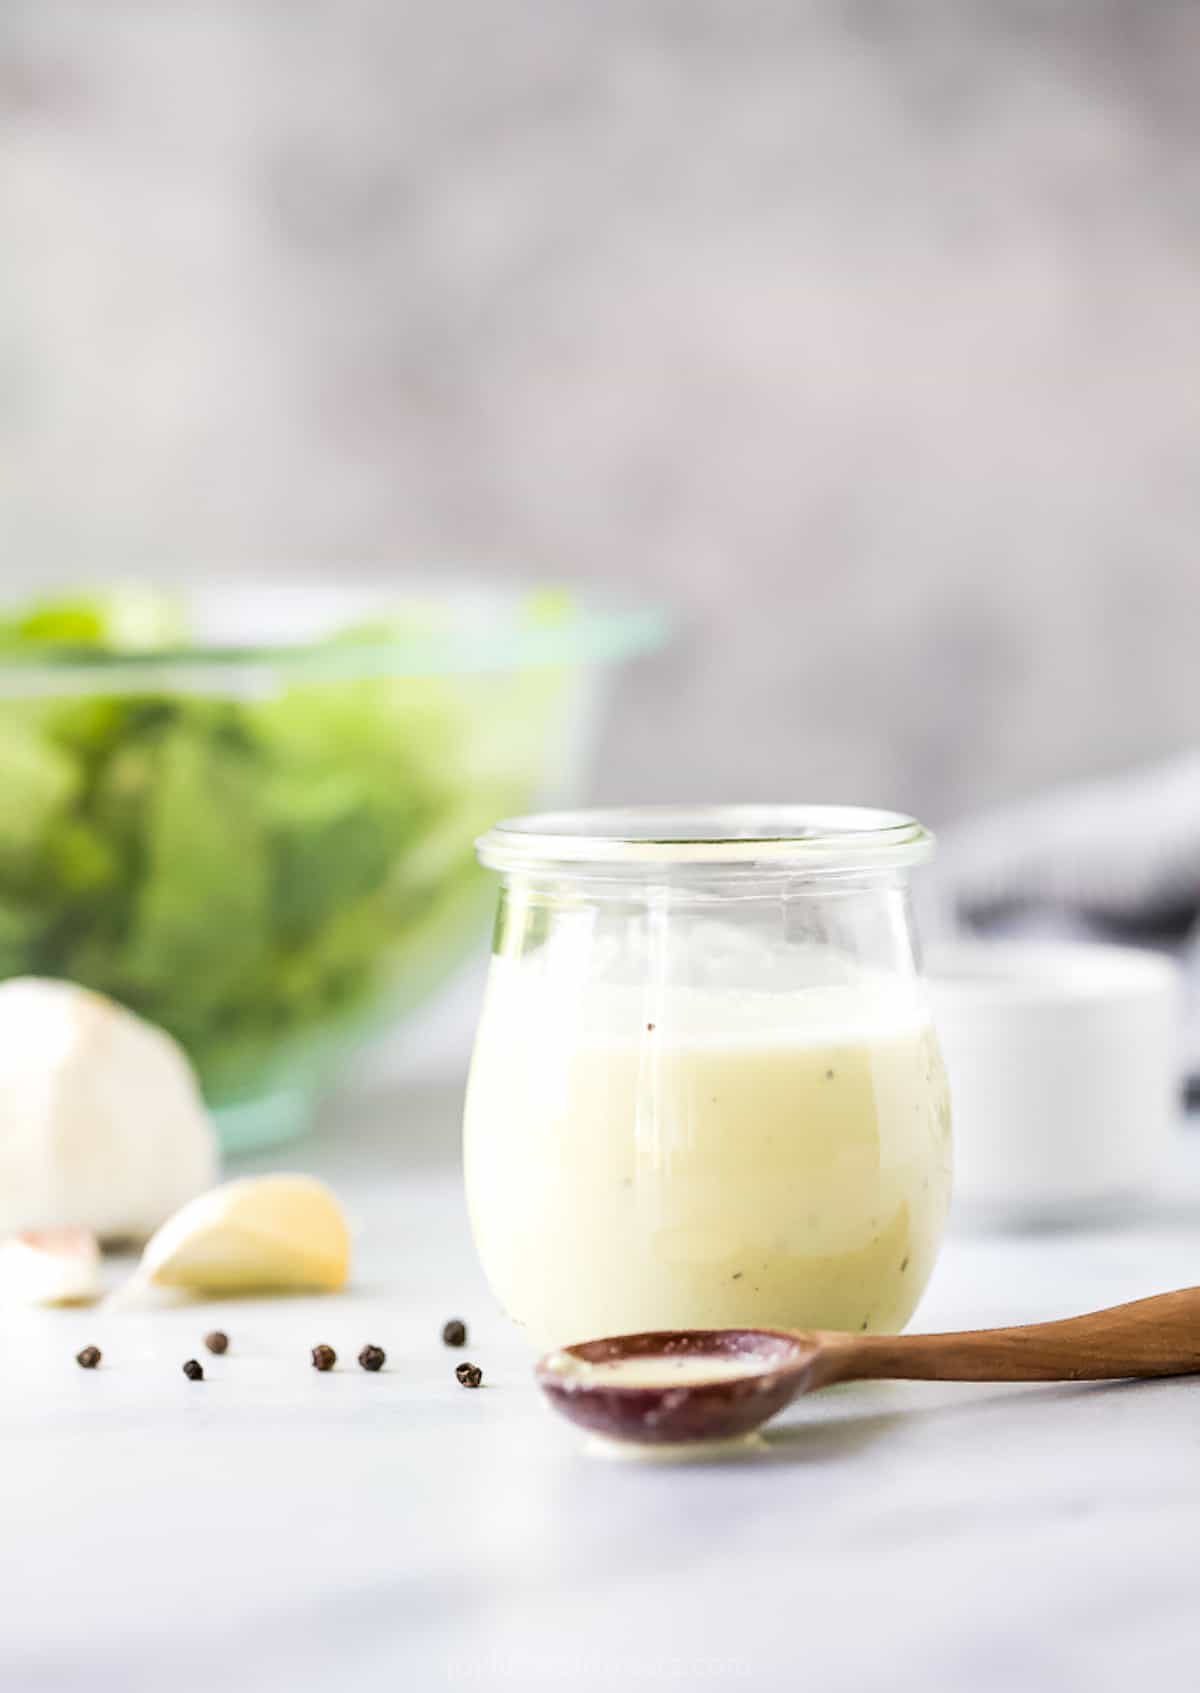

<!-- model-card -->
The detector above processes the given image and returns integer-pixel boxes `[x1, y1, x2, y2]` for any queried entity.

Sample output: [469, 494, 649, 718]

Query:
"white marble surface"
[4, 1082, 1200, 1693]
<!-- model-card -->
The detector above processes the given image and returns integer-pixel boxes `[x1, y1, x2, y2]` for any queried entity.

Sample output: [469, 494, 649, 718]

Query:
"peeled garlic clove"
[137, 1175, 351, 1297]
[0, 1229, 101, 1305]
[0, 978, 217, 1243]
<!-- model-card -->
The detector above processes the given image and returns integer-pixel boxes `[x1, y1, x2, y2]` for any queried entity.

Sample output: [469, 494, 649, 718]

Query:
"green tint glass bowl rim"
[477, 804, 935, 880]
[0, 597, 668, 695]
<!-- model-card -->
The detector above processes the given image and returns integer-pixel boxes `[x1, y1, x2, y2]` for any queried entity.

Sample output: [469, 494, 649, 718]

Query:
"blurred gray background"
[3, 0, 1199, 826]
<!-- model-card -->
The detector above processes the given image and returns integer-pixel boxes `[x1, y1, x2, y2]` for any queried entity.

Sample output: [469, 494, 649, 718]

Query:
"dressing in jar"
[464, 807, 951, 1350]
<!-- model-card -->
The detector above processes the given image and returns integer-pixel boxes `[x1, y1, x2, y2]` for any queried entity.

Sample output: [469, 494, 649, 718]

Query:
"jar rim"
[477, 805, 934, 876]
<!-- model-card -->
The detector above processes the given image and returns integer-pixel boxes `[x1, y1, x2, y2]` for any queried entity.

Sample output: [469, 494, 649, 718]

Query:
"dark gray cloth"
[931, 754, 1200, 1082]
[939, 755, 1200, 933]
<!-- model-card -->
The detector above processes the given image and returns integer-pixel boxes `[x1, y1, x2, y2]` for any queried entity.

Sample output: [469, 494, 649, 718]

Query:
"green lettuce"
[0, 589, 566, 1102]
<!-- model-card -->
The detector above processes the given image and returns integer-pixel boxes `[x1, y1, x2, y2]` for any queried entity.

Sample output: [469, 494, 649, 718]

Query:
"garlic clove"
[0, 1229, 101, 1305]
[136, 1175, 351, 1296]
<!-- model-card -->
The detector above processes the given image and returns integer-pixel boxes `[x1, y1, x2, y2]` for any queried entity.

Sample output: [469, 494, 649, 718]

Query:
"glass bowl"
[0, 582, 664, 1152]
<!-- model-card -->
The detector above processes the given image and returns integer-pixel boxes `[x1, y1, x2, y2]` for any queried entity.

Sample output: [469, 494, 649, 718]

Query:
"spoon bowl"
[536, 1329, 822, 1445]
[536, 1286, 1200, 1449]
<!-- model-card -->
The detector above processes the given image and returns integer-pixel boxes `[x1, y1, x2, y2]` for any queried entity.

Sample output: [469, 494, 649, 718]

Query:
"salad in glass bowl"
[0, 582, 662, 1150]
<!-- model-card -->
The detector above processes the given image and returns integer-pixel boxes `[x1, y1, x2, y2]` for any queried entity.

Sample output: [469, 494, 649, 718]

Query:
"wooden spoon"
[536, 1287, 1200, 1447]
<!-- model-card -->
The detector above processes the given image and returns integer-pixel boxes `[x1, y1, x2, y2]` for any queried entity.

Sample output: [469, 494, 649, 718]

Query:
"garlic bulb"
[0, 978, 217, 1242]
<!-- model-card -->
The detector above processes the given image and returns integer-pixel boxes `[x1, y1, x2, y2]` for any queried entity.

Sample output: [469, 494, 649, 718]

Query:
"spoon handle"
[816, 1287, 1200, 1385]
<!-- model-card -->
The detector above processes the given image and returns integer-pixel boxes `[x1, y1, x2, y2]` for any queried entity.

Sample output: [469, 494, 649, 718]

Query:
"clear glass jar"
[464, 806, 952, 1350]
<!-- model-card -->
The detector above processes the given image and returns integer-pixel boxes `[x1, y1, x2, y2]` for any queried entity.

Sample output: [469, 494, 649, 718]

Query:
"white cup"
[926, 941, 1181, 1226]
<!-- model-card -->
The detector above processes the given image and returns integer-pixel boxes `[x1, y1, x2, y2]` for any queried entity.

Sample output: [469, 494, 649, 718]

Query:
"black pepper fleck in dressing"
[75, 1346, 101, 1370]
[182, 1359, 204, 1381]
[456, 1362, 483, 1389]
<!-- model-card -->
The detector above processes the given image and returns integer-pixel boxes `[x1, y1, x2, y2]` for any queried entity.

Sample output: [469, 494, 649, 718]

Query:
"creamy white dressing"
[465, 961, 952, 1351]
[545, 1351, 777, 1388]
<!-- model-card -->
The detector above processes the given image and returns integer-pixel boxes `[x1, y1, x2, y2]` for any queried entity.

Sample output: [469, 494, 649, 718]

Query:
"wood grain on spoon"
[812, 1285, 1200, 1386]
[537, 1287, 1200, 1447]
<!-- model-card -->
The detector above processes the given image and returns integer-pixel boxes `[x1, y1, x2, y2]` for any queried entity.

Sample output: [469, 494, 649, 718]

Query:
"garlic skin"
[0, 978, 218, 1242]
[0, 1229, 101, 1305]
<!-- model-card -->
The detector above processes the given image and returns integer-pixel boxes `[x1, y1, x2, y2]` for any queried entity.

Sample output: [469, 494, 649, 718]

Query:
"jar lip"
[477, 805, 934, 875]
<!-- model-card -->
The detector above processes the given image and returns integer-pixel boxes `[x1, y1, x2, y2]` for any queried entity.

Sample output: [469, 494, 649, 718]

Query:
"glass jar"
[464, 806, 952, 1351]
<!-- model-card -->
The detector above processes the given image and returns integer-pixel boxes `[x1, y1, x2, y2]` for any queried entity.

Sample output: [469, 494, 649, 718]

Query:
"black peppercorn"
[456, 1361, 483, 1389]
[442, 1319, 467, 1348]
[204, 1331, 229, 1355]
[75, 1345, 101, 1370]
[311, 1344, 336, 1372]
[357, 1344, 386, 1372]
[182, 1359, 204, 1381]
